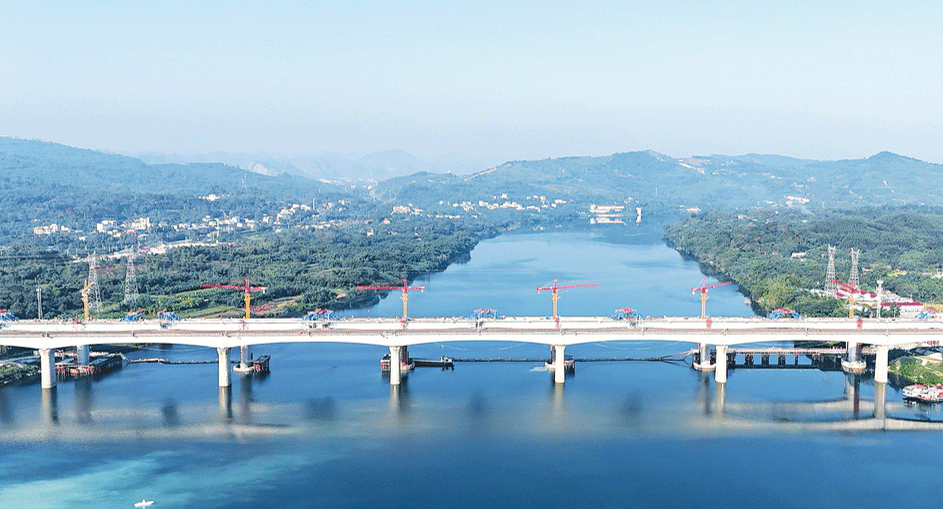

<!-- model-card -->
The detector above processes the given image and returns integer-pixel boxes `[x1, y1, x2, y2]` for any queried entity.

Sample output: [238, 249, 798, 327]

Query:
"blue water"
[1, 230, 940, 508]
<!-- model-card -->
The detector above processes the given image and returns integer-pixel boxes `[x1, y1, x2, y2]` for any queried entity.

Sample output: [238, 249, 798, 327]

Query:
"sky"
[2, 0, 942, 164]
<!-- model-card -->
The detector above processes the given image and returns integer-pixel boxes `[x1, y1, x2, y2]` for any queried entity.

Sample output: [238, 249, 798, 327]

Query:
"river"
[1, 230, 941, 508]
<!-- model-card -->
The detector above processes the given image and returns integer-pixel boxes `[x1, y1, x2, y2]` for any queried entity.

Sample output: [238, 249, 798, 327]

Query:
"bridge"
[2, 315, 941, 389]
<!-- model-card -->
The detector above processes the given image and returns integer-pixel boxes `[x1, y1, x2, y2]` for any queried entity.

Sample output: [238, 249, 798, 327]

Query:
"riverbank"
[0, 362, 39, 386]
[890, 354, 943, 384]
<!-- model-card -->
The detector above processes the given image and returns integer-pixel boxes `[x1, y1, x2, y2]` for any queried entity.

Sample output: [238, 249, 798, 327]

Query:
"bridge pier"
[239, 345, 250, 369]
[553, 345, 566, 384]
[76, 344, 90, 365]
[874, 345, 889, 384]
[39, 348, 56, 389]
[217, 347, 231, 387]
[694, 343, 714, 371]
[842, 341, 866, 373]
[715, 345, 728, 383]
[389, 346, 403, 385]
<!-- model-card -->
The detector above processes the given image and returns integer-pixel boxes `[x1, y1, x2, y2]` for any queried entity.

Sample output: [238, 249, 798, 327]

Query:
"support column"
[715, 345, 728, 384]
[239, 345, 250, 368]
[76, 344, 90, 365]
[694, 343, 715, 371]
[389, 346, 402, 386]
[842, 341, 865, 373]
[874, 345, 889, 384]
[553, 345, 566, 384]
[39, 348, 56, 389]
[217, 347, 231, 387]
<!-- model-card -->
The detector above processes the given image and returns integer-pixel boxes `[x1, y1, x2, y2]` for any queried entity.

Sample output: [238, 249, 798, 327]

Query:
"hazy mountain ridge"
[5, 136, 943, 225]
[134, 147, 502, 181]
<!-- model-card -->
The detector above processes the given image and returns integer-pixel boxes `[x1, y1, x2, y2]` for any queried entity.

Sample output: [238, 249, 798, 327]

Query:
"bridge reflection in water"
[4, 315, 943, 435]
[23, 375, 943, 444]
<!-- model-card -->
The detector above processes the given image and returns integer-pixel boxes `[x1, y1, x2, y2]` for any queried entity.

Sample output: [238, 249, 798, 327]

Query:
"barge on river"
[903, 384, 943, 403]
[56, 353, 123, 378]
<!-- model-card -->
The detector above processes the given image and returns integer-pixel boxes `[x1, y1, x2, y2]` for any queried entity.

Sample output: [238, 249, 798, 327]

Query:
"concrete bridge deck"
[1, 315, 939, 388]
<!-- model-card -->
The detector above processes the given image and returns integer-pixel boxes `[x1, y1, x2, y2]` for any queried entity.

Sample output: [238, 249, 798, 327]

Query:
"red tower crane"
[357, 277, 425, 323]
[201, 278, 268, 319]
[536, 279, 599, 319]
[834, 280, 868, 318]
[691, 278, 732, 318]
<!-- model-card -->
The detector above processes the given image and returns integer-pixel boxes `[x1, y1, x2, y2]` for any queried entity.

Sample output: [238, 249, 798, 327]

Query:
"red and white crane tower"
[536, 279, 599, 319]
[357, 277, 425, 324]
[201, 278, 268, 319]
[691, 278, 732, 318]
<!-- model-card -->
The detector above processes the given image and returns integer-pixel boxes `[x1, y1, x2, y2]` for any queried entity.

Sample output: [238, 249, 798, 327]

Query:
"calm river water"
[1, 230, 942, 509]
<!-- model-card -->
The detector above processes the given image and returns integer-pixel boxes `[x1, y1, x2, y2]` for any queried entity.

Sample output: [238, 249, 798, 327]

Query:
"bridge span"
[2, 315, 941, 388]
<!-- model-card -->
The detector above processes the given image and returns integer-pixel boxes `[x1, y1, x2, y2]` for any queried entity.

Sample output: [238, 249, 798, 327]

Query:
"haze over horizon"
[3, 1, 942, 165]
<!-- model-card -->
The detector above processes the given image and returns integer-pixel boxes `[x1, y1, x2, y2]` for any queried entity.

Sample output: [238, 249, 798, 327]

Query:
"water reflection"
[618, 392, 644, 428]
[74, 377, 93, 424]
[715, 383, 726, 416]
[844, 373, 861, 419]
[41, 387, 58, 427]
[218, 386, 232, 422]
[696, 370, 714, 417]
[874, 382, 886, 420]
[161, 398, 180, 427]
[548, 382, 565, 430]
[387, 380, 410, 424]
[467, 391, 489, 422]
[239, 374, 254, 423]
[0, 388, 12, 425]
[304, 396, 337, 422]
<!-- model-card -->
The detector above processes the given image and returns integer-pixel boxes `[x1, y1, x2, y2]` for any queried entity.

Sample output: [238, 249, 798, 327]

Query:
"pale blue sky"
[3, 1, 942, 163]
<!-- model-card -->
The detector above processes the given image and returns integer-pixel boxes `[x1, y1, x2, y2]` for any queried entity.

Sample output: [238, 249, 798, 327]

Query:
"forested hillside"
[0, 220, 495, 320]
[6, 137, 943, 320]
[664, 208, 943, 316]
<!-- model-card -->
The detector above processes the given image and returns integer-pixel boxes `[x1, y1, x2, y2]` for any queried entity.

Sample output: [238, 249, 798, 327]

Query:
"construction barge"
[380, 354, 454, 372]
[56, 353, 123, 379]
[234, 355, 271, 375]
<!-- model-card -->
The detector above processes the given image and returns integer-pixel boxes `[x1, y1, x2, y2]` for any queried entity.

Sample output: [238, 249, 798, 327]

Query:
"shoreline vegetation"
[0, 362, 39, 386]
[663, 208, 943, 318]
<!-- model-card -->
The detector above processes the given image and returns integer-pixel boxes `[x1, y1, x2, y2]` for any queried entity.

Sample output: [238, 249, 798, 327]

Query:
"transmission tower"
[123, 252, 139, 303]
[825, 245, 838, 293]
[849, 248, 860, 290]
[87, 253, 102, 313]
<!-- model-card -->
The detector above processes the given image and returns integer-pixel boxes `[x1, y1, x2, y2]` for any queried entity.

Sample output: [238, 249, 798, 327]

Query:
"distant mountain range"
[133, 148, 503, 181]
[371, 149, 943, 218]
[4, 136, 943, 234]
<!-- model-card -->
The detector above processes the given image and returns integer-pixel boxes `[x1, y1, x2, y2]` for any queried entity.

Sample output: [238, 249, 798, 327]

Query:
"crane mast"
[201, 278, 268, 319]
[536, 279, 599, 319]
[357, 278, 425, 324]
[690, 278, 732, 318]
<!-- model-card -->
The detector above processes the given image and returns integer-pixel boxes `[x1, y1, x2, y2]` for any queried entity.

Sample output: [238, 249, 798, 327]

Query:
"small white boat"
[134, 500, 154, 508]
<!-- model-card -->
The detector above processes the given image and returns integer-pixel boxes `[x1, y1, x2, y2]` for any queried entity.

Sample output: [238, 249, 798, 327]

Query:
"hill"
[0, 137, 357, 244]
[372, 150, 943, 221]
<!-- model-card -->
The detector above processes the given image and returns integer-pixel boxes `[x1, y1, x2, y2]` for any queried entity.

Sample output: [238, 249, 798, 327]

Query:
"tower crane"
[691, 278, 732, 318]
[357, 278, 424, 324]
[201, 278, 268, 319]
[834, 280, 866, 319]
[536, 279, 599, 319]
